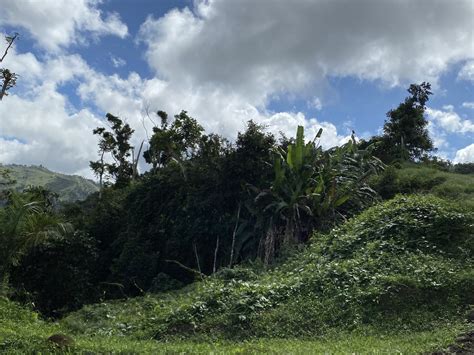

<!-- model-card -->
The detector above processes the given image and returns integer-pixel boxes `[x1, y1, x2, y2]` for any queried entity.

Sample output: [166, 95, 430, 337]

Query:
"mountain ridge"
[0, 164, 98, 202]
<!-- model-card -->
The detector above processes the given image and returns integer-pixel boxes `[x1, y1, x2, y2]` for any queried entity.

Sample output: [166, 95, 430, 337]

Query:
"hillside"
[1, 192, 472, 353]
[0, 164, 98, 202]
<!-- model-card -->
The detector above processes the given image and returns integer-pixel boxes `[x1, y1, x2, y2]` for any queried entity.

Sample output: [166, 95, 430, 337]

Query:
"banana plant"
[253, 126, 383, 263]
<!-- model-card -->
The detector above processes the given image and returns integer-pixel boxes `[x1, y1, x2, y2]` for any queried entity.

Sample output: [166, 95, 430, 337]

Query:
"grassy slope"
[0, 297, 467, 353]
[374, 162, 474, 210]
[397, 163, 474, 203]
[0, 164, 98, 202]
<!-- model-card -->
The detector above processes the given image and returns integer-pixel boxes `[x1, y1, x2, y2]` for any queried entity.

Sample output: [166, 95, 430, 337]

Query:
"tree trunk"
[193, 242, 203, 279]
[228, 202, 241, 268]
[264, 223, 276, 265]
[213, 235, 219, 274]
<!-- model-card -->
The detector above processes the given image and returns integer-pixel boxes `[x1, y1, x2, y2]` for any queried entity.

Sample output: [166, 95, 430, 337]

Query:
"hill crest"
[0, 164, 98, 202]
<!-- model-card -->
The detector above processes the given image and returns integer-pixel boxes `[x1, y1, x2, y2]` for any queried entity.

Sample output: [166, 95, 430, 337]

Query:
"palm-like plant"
[0, 190, 71, 287]
[253, 126, 383, 263]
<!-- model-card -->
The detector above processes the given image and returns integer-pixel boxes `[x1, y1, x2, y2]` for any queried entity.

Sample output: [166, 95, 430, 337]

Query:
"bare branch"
[0, 33, 18, 63]
[165, 259, 205, 280]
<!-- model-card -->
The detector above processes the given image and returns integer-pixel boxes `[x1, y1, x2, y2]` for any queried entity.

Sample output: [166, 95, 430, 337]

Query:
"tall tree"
[0, 33, 19, 101]
[143, 110, 204, 172]
[90, 113, 138, 188]
[383, 82, 434, 160]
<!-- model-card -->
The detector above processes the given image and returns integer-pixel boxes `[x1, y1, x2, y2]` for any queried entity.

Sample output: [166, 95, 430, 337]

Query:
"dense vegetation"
[0, 83, 473, 353]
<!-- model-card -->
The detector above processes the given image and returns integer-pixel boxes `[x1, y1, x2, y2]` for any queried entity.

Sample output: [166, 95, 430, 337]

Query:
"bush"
[320, 194, 473, 258]
[453, 163, 474, 175]
[149, 273, 184, 293]
[62, 194, 473, 340]
[10, 231, 99, 317]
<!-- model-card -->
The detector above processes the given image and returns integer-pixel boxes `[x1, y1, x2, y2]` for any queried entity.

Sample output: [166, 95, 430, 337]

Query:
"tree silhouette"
[0, 33, 19, 101]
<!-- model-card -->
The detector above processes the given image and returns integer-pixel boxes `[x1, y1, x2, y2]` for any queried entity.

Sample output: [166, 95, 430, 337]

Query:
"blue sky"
[0, 0, 473, 177]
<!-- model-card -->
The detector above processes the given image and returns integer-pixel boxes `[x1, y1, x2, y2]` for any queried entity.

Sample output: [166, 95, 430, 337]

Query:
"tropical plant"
[0, 189, 71, 288]
[253, 126, 383, 263]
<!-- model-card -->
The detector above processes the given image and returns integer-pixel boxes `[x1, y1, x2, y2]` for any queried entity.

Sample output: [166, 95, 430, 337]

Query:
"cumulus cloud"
[77, 69, 347, 149]
[454, 144, 474, 163]
[462, 102, 474, 109]
[134, 0, 474, 159]
[458, 61, 474, 82]
[0, 0, 128, 51]
[139, 0, 474, 96]
[426, 106, 474, 134]
[0, 86, 102, 175]
[2, 0, 474, 177]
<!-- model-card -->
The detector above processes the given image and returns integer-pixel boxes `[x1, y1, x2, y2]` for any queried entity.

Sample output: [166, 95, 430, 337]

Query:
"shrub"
[10, 231, 99, 316]
[62, 195, 473, 340]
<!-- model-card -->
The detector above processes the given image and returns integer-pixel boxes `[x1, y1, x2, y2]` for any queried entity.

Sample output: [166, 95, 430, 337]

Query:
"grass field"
[0, 296, 468, 354]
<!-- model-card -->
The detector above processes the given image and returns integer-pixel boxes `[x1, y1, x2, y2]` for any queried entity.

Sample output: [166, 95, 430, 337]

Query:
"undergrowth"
[1, 194, 472, 353]
[60, 195, 473, 340]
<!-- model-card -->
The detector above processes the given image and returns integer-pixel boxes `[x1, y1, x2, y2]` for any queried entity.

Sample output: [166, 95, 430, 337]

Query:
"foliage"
[61, 195, 473, 342]
[453, 162, 474, 175]
[0, 189, 71, 287]
[383, 82, 434, 160]
[0, 297, 467, 354]
[1, 180, 472, 352]
[143, 110, 204, 172]
[419, 155, 452, 171]
[359, 82, 434, 163]
[253, 126, 383, 263]
[371, 162, 474, 205]
[75, 120, 384, 297]
[10, 230, 99, 317]
[90, 113, 140, 188]
[68, 120, 277, 296]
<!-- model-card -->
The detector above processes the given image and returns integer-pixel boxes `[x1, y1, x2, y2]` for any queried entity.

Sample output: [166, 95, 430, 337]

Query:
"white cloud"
[462, 102, 474, 109]
[139, 0, 474, 97]
[308, 97, 323, 110]
[133, 0, 474, 161]
[77, 69, 347, 150]
[427, 121, 448, 149]
[458, 61, 474, 82]
[0, 87, 102, 175]
[2, 0, 474, 177]
[426, 107, 474, 134]
[0, 0, 128, 52]
[454, 144, 474, 163]
[111, 56, 126, 68]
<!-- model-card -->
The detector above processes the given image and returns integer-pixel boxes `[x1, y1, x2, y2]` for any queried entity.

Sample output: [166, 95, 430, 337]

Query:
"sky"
[0, 0, 473, 179]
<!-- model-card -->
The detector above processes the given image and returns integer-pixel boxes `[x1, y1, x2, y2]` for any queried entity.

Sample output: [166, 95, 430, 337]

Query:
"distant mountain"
[0, 164, 99, 202]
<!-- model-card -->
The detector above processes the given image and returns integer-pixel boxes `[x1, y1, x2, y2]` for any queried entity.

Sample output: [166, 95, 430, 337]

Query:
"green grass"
[0, 296, 468, 354]
[47, 327, 473, 354]
[380, 163, 474, 207]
